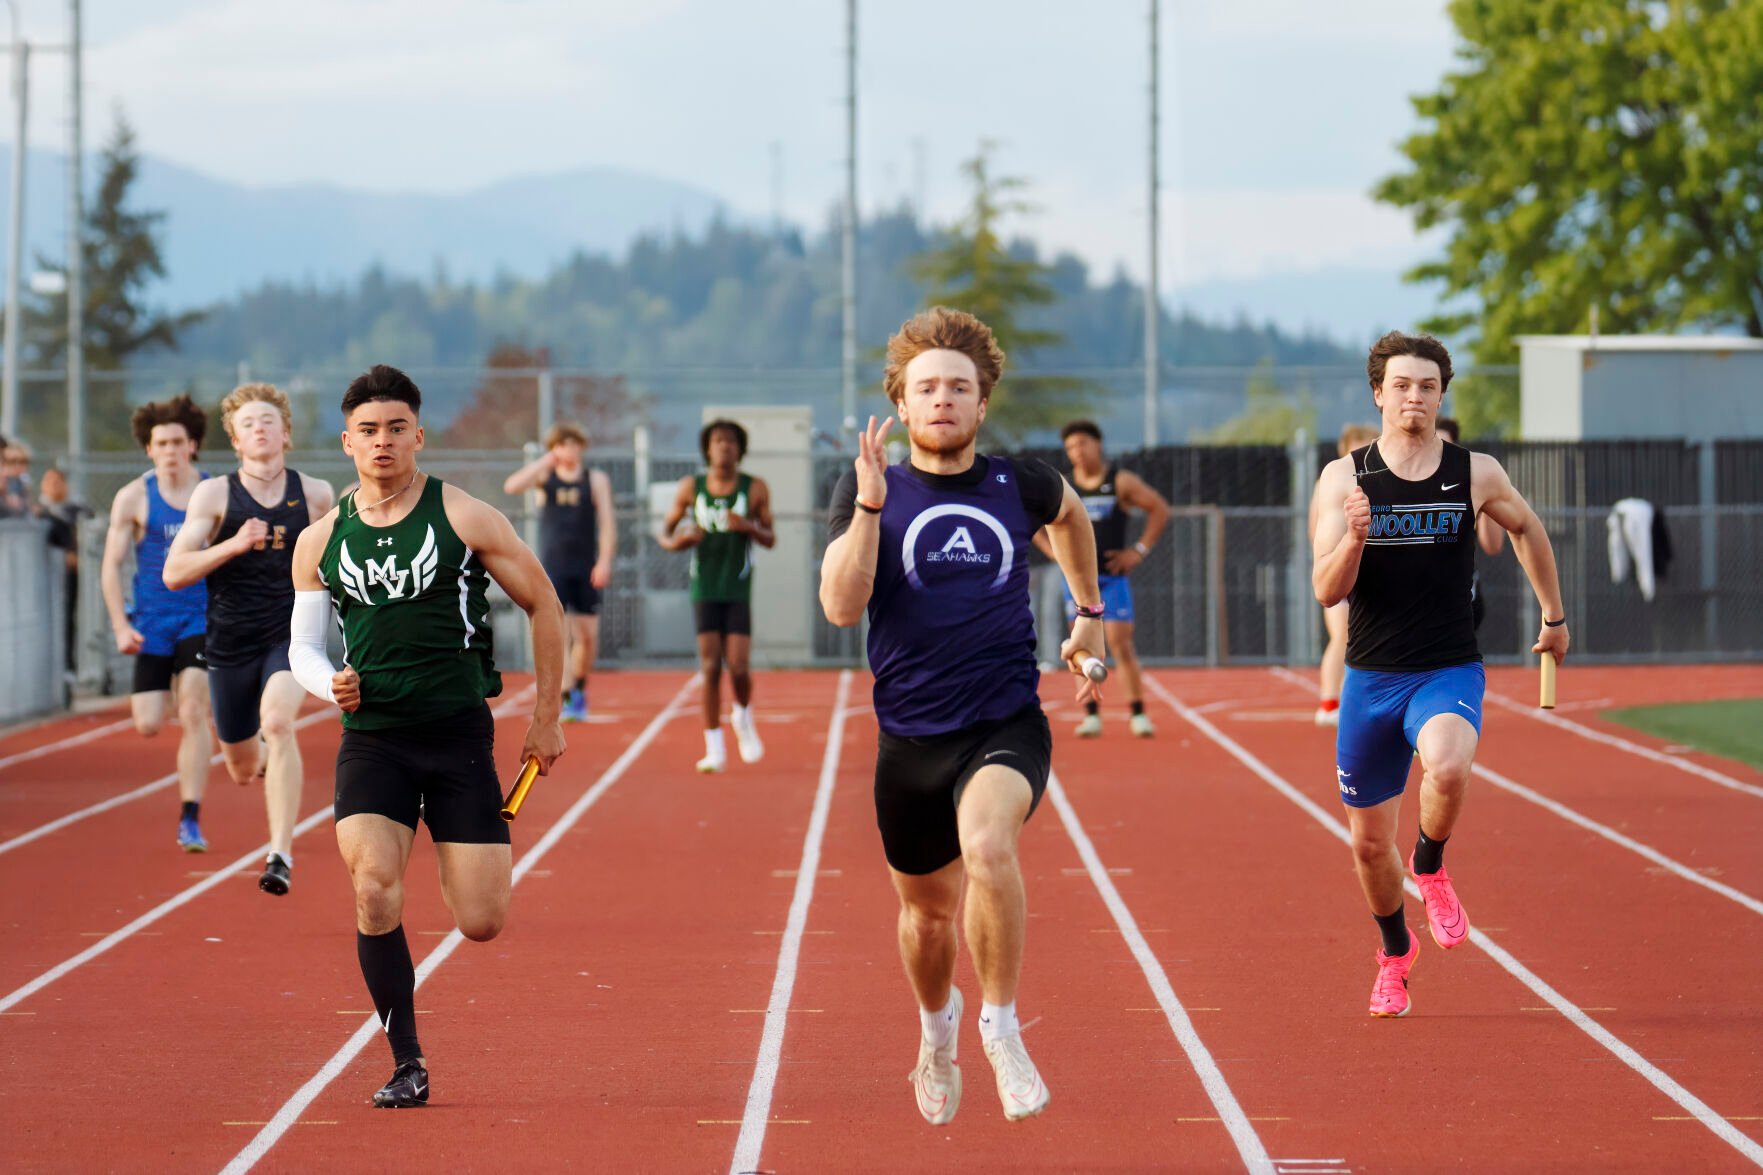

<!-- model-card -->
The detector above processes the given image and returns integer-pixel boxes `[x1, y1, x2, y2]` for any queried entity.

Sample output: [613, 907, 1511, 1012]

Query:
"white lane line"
[0, 716, 135, 772]
[0, 804, 336, 1013]
[1472, 761, 1763, 919]
[222, 677, 696, 1175]
[728, 670, 852, 1175]
[0, 709, 331, 857]
[1481, 690, 1763, 800]
[1268, 666, 1763, 916]
[1149, 674, 1763, 1169]
[1046, 767, 1274, 1175]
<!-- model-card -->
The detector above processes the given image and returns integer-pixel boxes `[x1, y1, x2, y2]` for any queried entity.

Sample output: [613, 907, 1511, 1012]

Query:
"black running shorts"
[873, 703, 1052, 876]
[694, 600, 752, 637]
[550, 571, 602, 616]
[334, 702, 511, 845]
[133, 632, 208, 694]
[207, 642, 291, 745]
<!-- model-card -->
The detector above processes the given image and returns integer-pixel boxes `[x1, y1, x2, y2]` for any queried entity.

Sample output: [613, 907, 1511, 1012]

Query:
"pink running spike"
[1409, 853, 1470, 949]
[1369, 932, 1419, 1017]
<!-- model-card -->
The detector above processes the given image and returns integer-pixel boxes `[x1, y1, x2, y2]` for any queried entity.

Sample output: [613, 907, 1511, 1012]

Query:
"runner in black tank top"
[1312, 332, 1568, 1020]
[162, 384, 335, 897]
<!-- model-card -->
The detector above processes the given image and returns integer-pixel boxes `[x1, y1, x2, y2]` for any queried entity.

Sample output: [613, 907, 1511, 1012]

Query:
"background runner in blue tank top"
[821, 307, 1105, 1126]
[502, 421, 616, 723]
[1312, 331, 1569, 1019]
[165, 383, 334, 896]
[1042, 419, 1170, 741]
[99, 395, 217, 853]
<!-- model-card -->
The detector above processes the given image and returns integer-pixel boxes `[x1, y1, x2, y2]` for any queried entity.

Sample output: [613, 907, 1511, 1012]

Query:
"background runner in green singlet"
[657, 418, 775, 772]
[289, 364, 566, 1109]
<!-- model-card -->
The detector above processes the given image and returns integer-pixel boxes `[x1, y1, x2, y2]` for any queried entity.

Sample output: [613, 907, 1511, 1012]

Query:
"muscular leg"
[130, 690, 169, 738]
[1345, 794, 1405, 919]
[725, 633, 753, 707]
[890, 858, 964, 1012]
[697, 631, 724, 729]
[259, 671, 307, 858]
[1105, 620, 1143, 705]
[1320, 603, 1349, 704]
[337, 813, 423, 1069]
[435, 842, 513, 942]
[1414, 713, 1478, 843]
[173, 668, 213, 805]
[955, 765, 1035, 1006]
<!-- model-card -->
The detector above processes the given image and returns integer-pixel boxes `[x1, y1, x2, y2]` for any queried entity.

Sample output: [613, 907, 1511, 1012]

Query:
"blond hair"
[544, 422, 588, 450]
[1337, 422, 1379, 457]
[883, 306, 1006, 406]
[219, 383, 293, 443]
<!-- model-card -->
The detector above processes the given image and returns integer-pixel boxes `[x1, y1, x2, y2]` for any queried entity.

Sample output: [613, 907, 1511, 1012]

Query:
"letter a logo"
[941, 526, 978, 556]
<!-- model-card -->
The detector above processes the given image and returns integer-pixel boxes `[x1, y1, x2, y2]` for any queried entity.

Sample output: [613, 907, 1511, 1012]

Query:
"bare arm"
[818, 416, 893, 627]
[447, 485, 568, 772]
[1104, 470, 1170, 575]
[1311, 456, 1370, 607]
[1475, 510, 1506, 556]
[502, 449, 556, 497]
[301, 473, 335, 522]
[591, 468, 617, 588]
[100, 479, 146, 654]
[655, 476, 701, 552]
[729, 477, 776, 549]
[1474, 453, 1569, 662]
[1043, 478, 1107, 704]
[163, 477, 253, 590]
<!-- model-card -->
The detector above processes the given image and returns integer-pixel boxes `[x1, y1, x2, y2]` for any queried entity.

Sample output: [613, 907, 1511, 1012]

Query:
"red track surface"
[2, 663, 1759, 1173]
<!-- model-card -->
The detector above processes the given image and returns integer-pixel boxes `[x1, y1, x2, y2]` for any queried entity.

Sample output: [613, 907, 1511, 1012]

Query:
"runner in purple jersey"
[820, 307, 1106, 1126]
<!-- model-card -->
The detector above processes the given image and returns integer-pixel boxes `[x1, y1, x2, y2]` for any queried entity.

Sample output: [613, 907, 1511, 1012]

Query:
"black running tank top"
[1076, 464, 1130, 555]
[1346, 441, 1480, 671]
[205, 470, 310, 666]
[536, 469, 598, 571]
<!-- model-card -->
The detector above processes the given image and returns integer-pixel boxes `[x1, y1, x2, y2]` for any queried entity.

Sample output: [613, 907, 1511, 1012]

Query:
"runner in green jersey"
[289, 364, 566, 1109]
[657, 418, 775, 772]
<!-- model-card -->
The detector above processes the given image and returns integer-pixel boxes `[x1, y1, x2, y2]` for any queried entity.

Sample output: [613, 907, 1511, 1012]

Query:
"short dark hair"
[131, 393, 208, 451]
[1059, 420, 1103, 443]
[699, 418, 747, 462]
[1436, 416, 1462, 444]
[1367, 331, 1453, 393]
[342, 364, 423, 417]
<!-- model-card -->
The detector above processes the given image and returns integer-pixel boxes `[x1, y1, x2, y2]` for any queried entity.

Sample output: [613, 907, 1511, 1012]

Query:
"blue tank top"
[133, 472, 207, 628]
[867, 456, 1043, 737]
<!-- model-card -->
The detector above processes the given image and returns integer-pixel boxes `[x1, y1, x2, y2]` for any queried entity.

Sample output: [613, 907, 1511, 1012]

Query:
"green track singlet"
[689, 472, 754, 603]
[318, 475, 501, 730]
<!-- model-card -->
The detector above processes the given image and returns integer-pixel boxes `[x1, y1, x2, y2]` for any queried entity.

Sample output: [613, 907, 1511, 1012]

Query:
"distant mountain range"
[0, 147, 1438, 343]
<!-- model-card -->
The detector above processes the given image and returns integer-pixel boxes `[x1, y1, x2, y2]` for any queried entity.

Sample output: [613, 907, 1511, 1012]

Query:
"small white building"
[1518, 334, 1763, 440]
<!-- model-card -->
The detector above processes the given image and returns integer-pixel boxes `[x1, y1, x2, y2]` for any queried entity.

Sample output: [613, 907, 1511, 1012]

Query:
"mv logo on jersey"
[902, 504, 1014, 591]
[336, 525, 440, 605]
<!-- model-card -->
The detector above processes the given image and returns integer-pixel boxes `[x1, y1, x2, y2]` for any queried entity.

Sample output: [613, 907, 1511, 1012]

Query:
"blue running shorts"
[1334, 661, 1485, 808]
[1063, 573, 1134, 623]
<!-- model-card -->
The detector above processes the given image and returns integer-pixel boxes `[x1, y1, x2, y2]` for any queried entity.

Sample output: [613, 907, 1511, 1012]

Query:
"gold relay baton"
[500, 755, 542, 822]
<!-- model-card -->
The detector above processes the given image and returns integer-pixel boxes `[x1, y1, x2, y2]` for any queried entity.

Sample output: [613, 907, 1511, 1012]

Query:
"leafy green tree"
[1376, 0, 1763, 435]
[1202, 358, 1317, 444]
[910, 144, 1090, 440]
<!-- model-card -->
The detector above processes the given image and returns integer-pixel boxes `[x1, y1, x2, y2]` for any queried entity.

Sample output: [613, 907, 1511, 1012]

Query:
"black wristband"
[1543, 615, 1566, 627]
[855, 498, 882, 515]
[1073, 603, 1105, 620]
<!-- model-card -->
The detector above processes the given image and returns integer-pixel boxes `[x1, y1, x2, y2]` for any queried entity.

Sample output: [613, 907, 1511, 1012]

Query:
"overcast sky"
[3, 0, 1458, 295]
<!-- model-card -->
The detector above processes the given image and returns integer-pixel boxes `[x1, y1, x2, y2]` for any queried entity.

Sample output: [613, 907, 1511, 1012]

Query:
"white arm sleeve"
[289, 589, 338, 703]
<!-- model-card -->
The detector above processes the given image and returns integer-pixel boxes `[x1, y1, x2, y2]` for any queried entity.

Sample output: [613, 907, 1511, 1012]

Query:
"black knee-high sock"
[1412, 828, 1449, 875]
[358, 926, 422, 1065]
[1373, 906, 1411, 957]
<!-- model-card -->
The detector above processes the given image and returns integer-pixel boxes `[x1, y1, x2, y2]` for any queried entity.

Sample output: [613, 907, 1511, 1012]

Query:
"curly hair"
[883, 306, 1006, 405]
[131, 393, 209, 451]
[1367, 331, 1454, 393]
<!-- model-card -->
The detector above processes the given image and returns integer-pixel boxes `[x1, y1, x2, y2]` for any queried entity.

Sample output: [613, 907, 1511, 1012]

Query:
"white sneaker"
[1129, 712, 1154, 738]
[731, 708, 765, 764]
[981, 1030, 1049, 1121]
[908, 986, 962, 1125]
[1315, 707, 1340, 727]
[1075, 713, 1103, 738]
[696, 752, 726, 773]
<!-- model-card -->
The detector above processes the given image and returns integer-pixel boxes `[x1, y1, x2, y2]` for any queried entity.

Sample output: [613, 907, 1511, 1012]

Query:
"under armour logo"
[377, 537, 394, 548]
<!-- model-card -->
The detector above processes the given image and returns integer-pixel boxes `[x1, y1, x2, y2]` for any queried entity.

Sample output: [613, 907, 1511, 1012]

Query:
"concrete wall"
[1520, 345, 1585, 439]
[1521, 340, 1763, 440]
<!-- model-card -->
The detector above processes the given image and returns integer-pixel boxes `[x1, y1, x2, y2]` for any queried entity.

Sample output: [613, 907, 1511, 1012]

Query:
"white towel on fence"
[1607, 498, 1657, 602]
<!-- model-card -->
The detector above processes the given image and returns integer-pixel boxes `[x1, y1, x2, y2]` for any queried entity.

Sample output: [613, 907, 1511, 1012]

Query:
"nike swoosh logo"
[1457, 700, 1477, 714]
[983, 751, 1017, 761]
[412, 1081, 427, 1097]
[1441, 482, 1460, 490]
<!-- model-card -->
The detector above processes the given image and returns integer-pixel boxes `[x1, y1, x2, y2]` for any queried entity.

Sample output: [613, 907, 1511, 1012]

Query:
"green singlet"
[690, 471, 754, 603]
[318, 475, 502, 730]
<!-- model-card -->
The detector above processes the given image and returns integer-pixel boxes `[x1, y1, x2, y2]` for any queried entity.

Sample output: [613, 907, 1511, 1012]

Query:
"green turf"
[1601, 698, 1763, 771]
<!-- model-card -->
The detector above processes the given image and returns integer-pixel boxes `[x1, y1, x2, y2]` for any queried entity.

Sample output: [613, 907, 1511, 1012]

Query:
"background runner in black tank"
[1042, 419, 1170, 740]
[503, 422, 617, 723]
[819, 307, 1108, 1124]
[1312, 331, 1569, 1020]
[164, 383, 334, 896]
[657, 418, 775, 773]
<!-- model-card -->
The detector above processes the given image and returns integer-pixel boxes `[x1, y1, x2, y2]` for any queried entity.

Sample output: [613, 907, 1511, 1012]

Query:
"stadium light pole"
[1143, 0, 1160, 448]
[2, 0, 25, 441]
[839, 0, 858, 444]
[65, 0, 82, 488]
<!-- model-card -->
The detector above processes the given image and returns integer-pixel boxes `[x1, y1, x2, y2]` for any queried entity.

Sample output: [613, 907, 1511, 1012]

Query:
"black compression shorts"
[334, 702, 510, 845]
[694, 600, 751, 637]
[133, 632, 208, 694]
[550, 571, 602, 616]
[873, 702, 1051, 875]
[207, 642, 290, 744]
